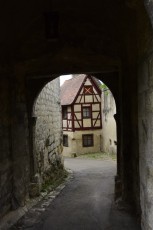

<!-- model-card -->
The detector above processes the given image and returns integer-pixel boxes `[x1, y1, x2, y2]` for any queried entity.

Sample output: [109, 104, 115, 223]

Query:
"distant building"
[60, 74, 102, 156]
[101, 87, 117, 154]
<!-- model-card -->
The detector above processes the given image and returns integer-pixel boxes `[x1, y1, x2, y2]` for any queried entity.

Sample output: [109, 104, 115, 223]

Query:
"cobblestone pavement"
[10, 158, 141, 230]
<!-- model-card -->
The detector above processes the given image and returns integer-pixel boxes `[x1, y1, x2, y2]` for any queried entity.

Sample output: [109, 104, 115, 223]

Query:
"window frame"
[63, 134, 68, 147]
[82, 134, 94, 147]
[62, 107, 67, 119]
[82, 106, 91, 118]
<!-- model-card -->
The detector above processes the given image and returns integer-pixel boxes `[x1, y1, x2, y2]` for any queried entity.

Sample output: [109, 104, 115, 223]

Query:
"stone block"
[148, 56, 153, 87]
[29, 183, 40, 198]
[33, 79, 63, 187]
[138, 61, 149, 93]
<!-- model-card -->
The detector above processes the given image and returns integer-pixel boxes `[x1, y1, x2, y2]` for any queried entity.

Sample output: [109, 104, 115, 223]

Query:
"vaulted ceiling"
[0, 0, 150, 75]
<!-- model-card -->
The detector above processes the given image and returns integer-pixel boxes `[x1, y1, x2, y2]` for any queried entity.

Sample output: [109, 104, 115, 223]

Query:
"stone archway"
[1, 1, 153, 229]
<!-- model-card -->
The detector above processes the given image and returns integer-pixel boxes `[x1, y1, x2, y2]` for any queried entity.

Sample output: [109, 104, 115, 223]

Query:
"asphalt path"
[12, 158, 141, 230]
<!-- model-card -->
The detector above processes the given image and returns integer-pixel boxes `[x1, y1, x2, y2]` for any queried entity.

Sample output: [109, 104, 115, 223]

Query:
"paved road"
[12, 158, 141, 230]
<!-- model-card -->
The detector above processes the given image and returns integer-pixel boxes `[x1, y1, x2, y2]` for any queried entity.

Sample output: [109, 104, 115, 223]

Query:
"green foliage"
[41, 169, 68, 193]
[100, 84, 109, 95]
[100, 84, 108, 90]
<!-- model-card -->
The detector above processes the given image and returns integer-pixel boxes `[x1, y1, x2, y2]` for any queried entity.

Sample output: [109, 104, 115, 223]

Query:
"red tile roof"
[60, 74, 101, 105]
[60, 74, 86, 105]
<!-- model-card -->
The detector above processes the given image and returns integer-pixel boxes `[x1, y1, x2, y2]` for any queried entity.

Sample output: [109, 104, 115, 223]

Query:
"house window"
[82, 106, 91, 118]
[63, 135, 68, 147]
[82, 134, 93, 147]
[62, 107, 67, 119]
[84, 86, 93, 94]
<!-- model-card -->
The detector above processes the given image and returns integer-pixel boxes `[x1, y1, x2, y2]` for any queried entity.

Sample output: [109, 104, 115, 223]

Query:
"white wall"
[62, 130, 102, 156]
[101, 89, 117, 154]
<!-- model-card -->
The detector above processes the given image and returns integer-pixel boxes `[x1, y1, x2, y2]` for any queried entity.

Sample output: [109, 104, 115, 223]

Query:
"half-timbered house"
[60, 74, 102, 156]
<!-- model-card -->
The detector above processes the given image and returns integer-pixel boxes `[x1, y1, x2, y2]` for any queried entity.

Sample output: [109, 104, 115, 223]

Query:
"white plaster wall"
[62, 130, 102, 156]
[101, 90, 117, 154]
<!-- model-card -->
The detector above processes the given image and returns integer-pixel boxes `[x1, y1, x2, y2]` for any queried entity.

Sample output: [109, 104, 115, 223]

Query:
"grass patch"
[41, 169, 68, 193]
[78, 152, 116, 161]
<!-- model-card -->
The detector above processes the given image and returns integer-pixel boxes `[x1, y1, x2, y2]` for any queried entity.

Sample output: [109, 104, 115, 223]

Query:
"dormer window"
[84, 86, 93, 94]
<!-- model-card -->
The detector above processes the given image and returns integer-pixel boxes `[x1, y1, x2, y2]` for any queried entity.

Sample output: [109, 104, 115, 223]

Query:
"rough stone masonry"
[32, 77, 63, 195]
[0, 76, 63, 219]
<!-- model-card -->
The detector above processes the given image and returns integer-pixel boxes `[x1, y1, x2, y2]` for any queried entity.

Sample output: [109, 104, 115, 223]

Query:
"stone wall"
[0, 74, 63, 219]
[0, 77, 12, 217]
[101, 89, 117, 154]
[138, 56, 153, 230]
[137, 2, 153, 229]
[33, 78, 63, 191]
[0, 72, 30, 218]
